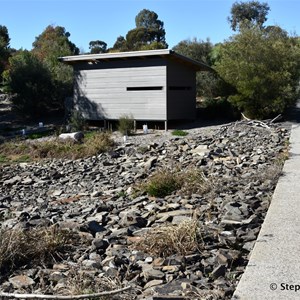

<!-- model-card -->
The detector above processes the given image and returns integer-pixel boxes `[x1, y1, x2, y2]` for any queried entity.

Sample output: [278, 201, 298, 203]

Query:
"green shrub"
[118, 114, 134, 135]
[172, 129, 188, 136]
[68, 110, 86, 132]
[143, 169, 180, 197]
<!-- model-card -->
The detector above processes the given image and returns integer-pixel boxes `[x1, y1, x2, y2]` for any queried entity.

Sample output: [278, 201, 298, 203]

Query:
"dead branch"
[241, 112, 251, 121]
[0, 286, 131, 299]
[270, 114, 282, 123]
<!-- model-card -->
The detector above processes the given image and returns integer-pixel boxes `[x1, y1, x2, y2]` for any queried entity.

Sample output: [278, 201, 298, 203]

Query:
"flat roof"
[58, 49, 212, 71]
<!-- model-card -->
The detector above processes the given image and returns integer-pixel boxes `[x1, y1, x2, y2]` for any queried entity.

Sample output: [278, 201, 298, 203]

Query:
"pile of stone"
[0, 120, 290, 299]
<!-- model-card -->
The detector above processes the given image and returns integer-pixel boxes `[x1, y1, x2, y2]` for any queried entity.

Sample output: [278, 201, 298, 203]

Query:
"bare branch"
[0, 286, 132, 299]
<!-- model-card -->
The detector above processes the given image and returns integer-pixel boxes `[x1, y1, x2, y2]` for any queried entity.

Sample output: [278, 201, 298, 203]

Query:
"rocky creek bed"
[0, 120, 290, 299]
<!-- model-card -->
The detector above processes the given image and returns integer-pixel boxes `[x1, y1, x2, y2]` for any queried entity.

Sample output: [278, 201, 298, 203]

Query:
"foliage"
[89, 40, 107, 54]
[0, 132, 114, 162]
[113, 9, 168, 51]
[68, 110, 86, 131]
[215, 25, 300, 119]
[112, 36, 128, 52]
[0, 25, 10, 82]
[135, 219, 201, 257]
[32, 25, 79, 112]
[173, 37, 213, 65]
[199, 97, 239, 120]
[172, 129, 188, 136]
[228, 1, 270, 31]
[173, 38, 229, 98]
[118, 114, 134, 135]
[3, 50, 54, 117]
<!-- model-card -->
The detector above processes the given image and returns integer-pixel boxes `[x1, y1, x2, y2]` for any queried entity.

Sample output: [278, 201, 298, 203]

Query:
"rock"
[59, 132, 84, 142]
[211, 265, 226, 280]
[92, 238, 109, 251]
[144, 279, 164, 289]
[85, 220, 106, 236]
[9, 275, 35, 288]
[190, 144, 208, 157]
[0, 120, 290, 299]
[142, 265, 165, 280]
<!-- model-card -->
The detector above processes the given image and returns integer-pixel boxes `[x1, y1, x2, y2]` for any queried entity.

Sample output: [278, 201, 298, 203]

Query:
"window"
[127, 86, 163, 91]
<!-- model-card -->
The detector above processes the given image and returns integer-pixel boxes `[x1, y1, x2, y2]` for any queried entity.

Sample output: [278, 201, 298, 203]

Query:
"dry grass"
[0, 132, 114, 162]
[179, 167, 211, 196]
[0, 226, 75, 275]
[138, 167, 211, 198]
[135, 219, 202, 257]
[62, 270, 135, 299]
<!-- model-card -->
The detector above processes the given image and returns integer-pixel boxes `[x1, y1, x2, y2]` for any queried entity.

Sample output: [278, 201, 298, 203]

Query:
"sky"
[1, 0, 299, 53]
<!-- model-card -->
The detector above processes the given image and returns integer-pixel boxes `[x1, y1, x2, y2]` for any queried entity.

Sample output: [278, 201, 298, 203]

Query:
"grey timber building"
[59, 49, 210, 130]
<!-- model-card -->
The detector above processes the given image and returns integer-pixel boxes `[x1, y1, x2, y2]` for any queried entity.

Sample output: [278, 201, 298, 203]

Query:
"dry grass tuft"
[138, 167, 211, 198]
[0, 226, 74, 274]
[179, 167, 211, 196]
[59, 269, 135, 299]
[135, 219, 202, 257]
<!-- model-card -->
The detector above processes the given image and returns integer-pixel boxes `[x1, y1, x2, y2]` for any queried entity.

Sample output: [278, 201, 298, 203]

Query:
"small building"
[59, 49, 211, 130]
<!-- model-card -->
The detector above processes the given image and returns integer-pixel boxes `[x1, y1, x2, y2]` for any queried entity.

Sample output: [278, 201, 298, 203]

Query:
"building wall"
[73, 59, 167, 120]
[166, 60, 196, 120]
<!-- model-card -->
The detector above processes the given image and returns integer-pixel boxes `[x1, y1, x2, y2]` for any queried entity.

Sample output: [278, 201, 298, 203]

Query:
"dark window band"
[127, 86, 163, 91]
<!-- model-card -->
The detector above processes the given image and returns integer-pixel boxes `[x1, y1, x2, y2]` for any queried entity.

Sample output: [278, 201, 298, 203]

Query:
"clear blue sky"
[1, 0, 299, 53]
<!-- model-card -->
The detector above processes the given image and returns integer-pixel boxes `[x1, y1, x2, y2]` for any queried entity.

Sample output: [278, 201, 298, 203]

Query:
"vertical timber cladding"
[166, 59, 196, 120]
[73, 58, 167, 121]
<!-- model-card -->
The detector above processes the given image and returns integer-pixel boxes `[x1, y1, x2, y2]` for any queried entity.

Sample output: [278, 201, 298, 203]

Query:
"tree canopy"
[0, 25, 10, 83]
[215, 25, 300, 118]
[4, 25, 79, 118]
[89, 40, 107, 54]
[3, 50, 54, 117]
[113, 9, 168, 51]
[228, 1, 270, 31]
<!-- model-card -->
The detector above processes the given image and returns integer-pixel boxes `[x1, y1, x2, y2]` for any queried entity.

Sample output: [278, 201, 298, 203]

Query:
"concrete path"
[233, 121, 300, 299]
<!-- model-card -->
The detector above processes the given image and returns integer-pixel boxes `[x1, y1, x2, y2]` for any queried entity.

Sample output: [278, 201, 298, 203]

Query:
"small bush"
[172, 129, 188, 136]
[135, 219, 201, 257]
[68, 110, 86, 132]
[118, 114, 134, 136]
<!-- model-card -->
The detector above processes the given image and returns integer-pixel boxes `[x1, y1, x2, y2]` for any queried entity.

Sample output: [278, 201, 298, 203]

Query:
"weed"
[135, 219, 201, 257]
[172, 129, 188, 136]
[118, 114, 134, 136]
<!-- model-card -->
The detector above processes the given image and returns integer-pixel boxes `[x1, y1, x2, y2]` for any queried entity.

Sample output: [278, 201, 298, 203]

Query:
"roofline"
[58, 49, 212, 71]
